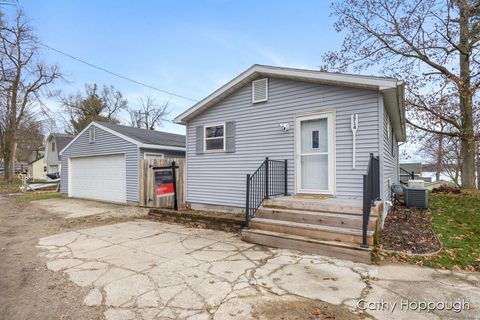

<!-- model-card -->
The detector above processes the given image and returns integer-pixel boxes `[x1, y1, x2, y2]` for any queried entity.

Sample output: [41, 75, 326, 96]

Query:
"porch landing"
[263, 196, 366, 215]
[241, 196, 380, 264]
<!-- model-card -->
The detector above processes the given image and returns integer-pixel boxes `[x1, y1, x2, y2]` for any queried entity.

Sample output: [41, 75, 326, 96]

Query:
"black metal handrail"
[361, 153, 380, 248]
[245, 157, 287, 228]
[399, 167, 415, 185]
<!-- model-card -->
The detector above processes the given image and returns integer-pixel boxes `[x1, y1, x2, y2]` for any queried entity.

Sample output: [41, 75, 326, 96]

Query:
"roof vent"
[252, 78, 268, 103]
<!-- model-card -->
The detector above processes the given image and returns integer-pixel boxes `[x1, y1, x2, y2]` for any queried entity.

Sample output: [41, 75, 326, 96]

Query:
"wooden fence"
[139, 158, 186, 209]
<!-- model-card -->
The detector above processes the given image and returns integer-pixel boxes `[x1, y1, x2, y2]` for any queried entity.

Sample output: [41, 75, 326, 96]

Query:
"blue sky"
[4, 0, 343, 135]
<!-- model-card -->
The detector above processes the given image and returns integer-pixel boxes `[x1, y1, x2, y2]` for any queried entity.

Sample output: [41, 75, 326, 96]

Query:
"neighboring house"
[59, 121, 185, 204]
[45, 133, 75, 174]
[27, 147, 45, 164]
[28, 156, 47, 180]
[400, 162, 432, 183]
[175, 64, 405, 212]
[175, 64, 406, 263]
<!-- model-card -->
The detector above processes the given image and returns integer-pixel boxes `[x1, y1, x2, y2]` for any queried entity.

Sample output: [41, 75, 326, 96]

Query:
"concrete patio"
[37, 220, 480, 320]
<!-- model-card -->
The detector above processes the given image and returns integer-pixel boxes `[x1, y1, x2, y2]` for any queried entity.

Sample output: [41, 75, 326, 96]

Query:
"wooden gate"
[139, 158, 186, 208]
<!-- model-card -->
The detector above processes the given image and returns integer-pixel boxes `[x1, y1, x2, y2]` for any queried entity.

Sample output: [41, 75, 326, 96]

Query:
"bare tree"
[57, 84, 127, 134]
[324, 0, 479, 188]
[0, 10, 61, 181]
[127, 96, 170, 130]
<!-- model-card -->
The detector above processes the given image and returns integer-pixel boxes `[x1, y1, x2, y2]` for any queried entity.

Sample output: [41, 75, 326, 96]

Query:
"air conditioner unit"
[405, 187, 428, 209]
[408, 180, 425, 189]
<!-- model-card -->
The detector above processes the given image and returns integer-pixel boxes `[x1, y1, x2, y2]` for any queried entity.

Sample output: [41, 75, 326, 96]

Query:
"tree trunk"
[477, 141, 480, 189]
[458, 0, 476, 189]
[8, 132, 17, 180]
[3, 155, 10, 181]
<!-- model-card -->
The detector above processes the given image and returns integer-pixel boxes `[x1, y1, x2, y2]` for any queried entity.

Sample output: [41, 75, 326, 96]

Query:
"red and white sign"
[155, 170, 174, 196]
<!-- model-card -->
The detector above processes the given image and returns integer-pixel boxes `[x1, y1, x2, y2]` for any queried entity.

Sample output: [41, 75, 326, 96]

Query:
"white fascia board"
[60, 121, 185, 155]
[174, 64, 400, 124]
[174, 65, 257, 124]
[59, 122, 143, 156]
[93, 122, 143, 146]
[140, 144, 186, 151]
[59, 122, 94, 156]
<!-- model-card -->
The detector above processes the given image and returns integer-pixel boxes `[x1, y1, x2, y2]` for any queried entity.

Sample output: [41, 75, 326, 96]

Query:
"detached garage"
[60, 121, 185, 204]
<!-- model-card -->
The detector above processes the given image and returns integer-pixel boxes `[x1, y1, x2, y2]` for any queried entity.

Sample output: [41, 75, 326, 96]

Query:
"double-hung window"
[204, 124, 225, 152]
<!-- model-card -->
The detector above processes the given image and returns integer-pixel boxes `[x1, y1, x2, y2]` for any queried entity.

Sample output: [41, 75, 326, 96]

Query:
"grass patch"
[61, 215, 143, 229]
[15, 192, 64, 203]
[377, 190, 480, 271]
[424, 190, 480, 270]
[0, 178, 22, 193]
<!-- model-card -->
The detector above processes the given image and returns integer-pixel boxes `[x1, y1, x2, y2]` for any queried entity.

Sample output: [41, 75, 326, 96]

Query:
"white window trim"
[143, 152, 165, 160]
[252, 78, 268, 104]
[204, 122, 226, 153]
[89, 127, 96, 143]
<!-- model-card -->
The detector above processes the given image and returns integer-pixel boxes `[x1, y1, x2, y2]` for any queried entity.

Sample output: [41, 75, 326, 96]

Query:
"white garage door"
[69, 154, 127, 203]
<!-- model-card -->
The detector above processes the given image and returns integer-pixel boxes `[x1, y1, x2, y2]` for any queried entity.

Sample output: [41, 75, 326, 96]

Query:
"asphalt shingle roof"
[50, 133, 75, 160]
[95, 122, 185, 148]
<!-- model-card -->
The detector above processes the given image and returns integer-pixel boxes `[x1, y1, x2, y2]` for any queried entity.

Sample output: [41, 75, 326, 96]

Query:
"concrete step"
[256, 207, 377, 231]
[241, 229, 372, 264]
[250, 217, 374, 246]
[262, 197, 364, 215]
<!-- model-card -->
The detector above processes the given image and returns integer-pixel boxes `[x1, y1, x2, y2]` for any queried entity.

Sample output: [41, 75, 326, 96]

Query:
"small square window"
[89, 127, 96, 143]
[312, 130, 319, 149]
[204, 124, 225, 151]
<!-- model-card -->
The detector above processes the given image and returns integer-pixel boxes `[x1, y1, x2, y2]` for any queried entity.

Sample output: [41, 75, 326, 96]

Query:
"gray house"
[175, 65, 405, 262]
[45, 133, 74, 174]
[60, 121, 185, 204]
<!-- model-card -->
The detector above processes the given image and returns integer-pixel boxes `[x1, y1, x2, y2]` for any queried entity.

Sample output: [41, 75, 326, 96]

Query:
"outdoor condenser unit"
[405, 187, 429, 209]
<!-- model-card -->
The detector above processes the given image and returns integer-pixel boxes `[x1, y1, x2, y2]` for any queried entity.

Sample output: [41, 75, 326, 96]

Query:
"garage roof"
[60, 121, 185, 155]
[97, 122, 185, 147]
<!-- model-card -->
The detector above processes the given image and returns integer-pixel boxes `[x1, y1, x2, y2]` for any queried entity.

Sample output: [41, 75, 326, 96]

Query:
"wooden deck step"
[257, 207, 377, 231]
[241, 229, 372, 264]
[263, 197, 365, 215]
[250, 217, 374, 245]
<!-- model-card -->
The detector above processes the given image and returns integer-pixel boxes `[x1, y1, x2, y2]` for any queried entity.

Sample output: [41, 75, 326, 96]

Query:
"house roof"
[53, 134, 75, 153]
[28, 156, 44, 165]
[174, 64, 406, 141]
[60, 121, 185, 155]
[400, 162, 423, 174]
[97, 122, 185, 148]
[46, 133, 75, 160]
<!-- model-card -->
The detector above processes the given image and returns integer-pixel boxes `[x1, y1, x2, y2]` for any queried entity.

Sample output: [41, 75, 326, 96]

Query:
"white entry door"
[295, 112, 335, 194]
[69, 154, 127, 203]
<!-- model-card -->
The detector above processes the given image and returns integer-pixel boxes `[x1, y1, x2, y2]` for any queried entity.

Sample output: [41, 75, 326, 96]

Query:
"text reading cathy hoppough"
[357, 299, 470, 314]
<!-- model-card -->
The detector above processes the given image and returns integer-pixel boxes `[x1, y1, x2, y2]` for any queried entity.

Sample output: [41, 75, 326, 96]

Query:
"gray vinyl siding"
[139, 148, 185, 159]
[186, 77, 381, 208]
[382, 108, 399, 200]
[60, 126, 140, 203]
[45, 139, 60, 170]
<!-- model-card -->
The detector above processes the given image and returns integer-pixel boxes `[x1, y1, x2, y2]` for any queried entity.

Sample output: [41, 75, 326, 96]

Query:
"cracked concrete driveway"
[38, 220, 480, 320]
[32, 198, 149, 219]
